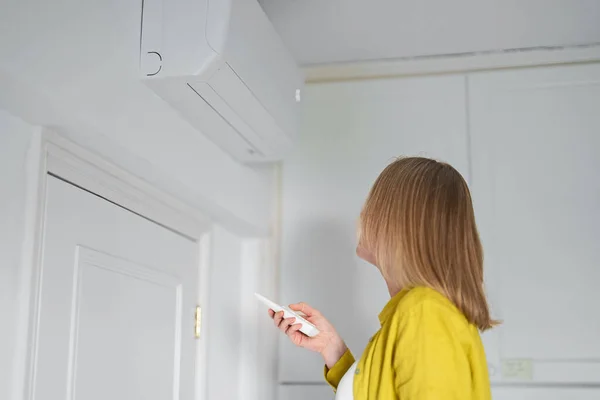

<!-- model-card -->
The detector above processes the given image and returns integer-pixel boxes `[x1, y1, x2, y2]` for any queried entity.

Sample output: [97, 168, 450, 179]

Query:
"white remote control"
[255, 293, 320, 337]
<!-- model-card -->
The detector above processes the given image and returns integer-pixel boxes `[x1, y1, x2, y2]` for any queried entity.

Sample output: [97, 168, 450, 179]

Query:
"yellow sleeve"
[324, 349, 355, 391]
[394, 308, 465, 399]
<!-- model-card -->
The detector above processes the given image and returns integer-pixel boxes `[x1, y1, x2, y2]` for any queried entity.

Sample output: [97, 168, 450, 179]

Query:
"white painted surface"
[34, 176, 199, 399]
[303, 45, 600, 83]
[0, 0, 275, 235]
[206, 226, 244, 400]
[278, 63, 600, 398]
[468, 63, 600, 385]
[42, 131, 210, 240]
[491, 387, 600, 400]
[279, 75, 470, 383]
[261, 0, 600, 64]
[239, 239, 279, 400]
[0, 110, 36, 400]
[207, 228, 279, 400]
[278, 385, 333, 400]
[279, 384, 600, 400]
[10, 132, 215, 400]
[1, 115, 277, 400]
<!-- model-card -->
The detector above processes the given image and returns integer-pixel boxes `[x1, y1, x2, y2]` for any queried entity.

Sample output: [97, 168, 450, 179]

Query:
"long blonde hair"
[359, 157, 497, 331]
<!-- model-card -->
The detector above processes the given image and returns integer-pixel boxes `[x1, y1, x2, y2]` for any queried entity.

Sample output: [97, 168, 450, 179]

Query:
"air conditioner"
[140, 0, 304, 162]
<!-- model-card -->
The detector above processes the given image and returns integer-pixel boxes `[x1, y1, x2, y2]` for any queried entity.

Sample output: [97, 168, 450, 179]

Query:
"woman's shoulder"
[394, 286, 467, 325]
[378, 286, 477, 353]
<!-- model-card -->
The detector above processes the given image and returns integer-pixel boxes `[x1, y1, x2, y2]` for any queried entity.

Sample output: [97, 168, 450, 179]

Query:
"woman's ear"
[356, 245, 377, 266]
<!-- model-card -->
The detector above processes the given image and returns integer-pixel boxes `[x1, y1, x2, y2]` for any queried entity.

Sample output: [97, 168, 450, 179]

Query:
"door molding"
[14, 129, 212, 400]
[43, 130, 210, 239]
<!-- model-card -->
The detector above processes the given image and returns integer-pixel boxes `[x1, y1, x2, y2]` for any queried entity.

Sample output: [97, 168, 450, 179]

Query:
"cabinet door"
[468, 63, 600, 384]
[279, 75, 469, 382]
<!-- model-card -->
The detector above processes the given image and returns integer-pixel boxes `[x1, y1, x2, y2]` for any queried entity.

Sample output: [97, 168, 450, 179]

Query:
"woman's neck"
[386, 280, 402, 298]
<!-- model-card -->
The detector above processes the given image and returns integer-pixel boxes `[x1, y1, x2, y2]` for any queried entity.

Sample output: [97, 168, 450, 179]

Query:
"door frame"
[14, 129, 213, 400]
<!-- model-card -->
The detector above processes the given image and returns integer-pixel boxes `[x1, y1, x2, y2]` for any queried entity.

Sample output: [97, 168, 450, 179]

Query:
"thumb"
[289, 302, 320, 318]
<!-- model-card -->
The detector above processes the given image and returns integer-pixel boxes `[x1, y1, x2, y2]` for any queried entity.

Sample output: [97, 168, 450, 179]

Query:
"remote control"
[255, 293, 320, 337]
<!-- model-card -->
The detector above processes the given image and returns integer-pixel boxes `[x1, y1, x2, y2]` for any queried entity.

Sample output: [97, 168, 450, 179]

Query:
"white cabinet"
[468, 63, 600, 385]
[279, 63, 600, 397]
[492, 387, 600, 400]
[279, 75, 470, 383]
[278, 385, 600, 400]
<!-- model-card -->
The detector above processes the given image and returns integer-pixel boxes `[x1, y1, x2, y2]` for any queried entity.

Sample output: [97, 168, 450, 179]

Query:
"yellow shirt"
[325, 287, 491, 399]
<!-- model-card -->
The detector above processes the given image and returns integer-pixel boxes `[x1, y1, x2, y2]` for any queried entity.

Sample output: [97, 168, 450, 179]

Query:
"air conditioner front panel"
[207, 64, 292, 153]
[141, 0, 219, 78]
[188, 78, 277, 158]
[144, 76, 266, 162]
[140, 0, 304, 163]
[221, 0, 303, 140]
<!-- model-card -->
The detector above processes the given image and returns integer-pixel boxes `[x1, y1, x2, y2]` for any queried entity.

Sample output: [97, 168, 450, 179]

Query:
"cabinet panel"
[492, 387, 600, 400]
[469, 63, 600, 384]
[277, 384, 600, 400]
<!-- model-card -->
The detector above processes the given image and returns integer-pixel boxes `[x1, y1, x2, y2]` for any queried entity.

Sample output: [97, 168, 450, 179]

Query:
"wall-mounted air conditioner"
[140, 0, 304, 162]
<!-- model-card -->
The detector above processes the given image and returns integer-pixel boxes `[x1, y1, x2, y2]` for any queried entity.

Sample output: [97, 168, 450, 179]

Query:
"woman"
[270, 157, 495, 399]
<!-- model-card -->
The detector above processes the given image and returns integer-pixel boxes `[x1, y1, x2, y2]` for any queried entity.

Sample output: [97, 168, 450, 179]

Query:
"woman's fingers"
[272, 311, 284, 327]
[278, 317, 296, 334]
[272, 311, 296, 333]
[289, 302, 320, 318]
[269, 307, 318, 349]
[287, 324, 304, 344]
[287, 323, 302, 335]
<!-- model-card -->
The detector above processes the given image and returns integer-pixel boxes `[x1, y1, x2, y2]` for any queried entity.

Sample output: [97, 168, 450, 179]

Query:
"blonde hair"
[359, 157, 497, 331]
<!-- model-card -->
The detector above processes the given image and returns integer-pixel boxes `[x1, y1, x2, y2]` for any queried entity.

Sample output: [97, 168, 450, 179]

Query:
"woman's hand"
[270, 302, 348, 368]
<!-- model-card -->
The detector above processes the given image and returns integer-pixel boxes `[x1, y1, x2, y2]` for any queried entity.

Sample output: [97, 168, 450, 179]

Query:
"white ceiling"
[260, 0, 600, 65]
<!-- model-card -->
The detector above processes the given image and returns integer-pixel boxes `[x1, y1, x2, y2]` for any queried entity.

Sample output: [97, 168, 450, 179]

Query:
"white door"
[32, 175, 199, 400]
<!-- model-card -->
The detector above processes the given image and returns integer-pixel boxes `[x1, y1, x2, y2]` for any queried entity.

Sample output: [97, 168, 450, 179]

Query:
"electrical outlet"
[501, 359, 533, 380]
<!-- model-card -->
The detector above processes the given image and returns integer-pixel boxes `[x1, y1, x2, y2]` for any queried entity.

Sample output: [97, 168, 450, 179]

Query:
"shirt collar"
[378, 288, 410, 326]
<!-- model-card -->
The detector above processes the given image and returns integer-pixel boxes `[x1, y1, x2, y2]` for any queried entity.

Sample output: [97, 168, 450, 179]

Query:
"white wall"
[279, 74, 470, 383]
[0, 0, 282, 386]
[239, 238, 280, 400]
[0, 110, 36, 400]
[0, 0, 275, 236]
[206, 226, 244, 400]
[278, 64, 600, 399]
[0, 0, 283, 388]
[0, 109, 279, 400]
[208, 226, 279, 400]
